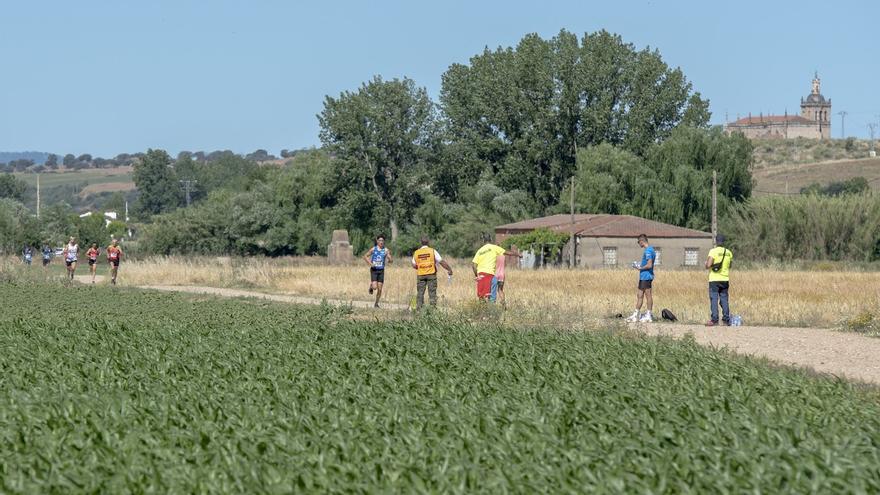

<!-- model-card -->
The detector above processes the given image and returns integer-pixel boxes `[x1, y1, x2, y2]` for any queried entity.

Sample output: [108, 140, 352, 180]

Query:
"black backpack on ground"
[661, 309, 678, 322]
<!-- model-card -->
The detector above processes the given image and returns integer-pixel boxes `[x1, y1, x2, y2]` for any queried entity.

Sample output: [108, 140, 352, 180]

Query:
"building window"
[654, 247, 662, 266]
[684, 248, 699, 267]
[602, 247, 617, 267]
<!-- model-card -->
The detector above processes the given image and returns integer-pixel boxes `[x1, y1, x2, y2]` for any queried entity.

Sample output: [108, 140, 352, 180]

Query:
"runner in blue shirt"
[41, 244, 53, 268]
[363, 234, 393, 308]
[626, 234, 656, 323]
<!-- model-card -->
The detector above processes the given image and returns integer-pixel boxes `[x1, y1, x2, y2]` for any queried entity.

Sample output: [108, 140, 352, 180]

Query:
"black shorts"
[88, 259, 97, 266]
[110, 260, 120, 268]
[65, 259, 76, 267]
[42, 258, 51, 266]
[370, 268, 385, 283]
[638, 279, 653, 290]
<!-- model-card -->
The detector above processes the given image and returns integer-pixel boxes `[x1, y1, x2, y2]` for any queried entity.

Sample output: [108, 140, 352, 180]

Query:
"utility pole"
[179, 179, 197, 207]
[569, 175, 575, 268]
[836, 111, 848, 138]
[869, 123, 877, 155]
[36, 173, 40, 219]
[711, 170, 718, 245]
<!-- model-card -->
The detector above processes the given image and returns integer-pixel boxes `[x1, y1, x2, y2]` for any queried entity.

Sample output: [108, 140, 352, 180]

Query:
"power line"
[179, 179, 198, 207]
[868, 123, 878, 153]
[836, 111, 848, 138]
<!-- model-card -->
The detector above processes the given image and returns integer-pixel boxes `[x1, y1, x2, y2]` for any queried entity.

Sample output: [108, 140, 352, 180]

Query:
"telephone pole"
[711, 170, 718, 245]
[569, 175, 575, 268]
[179, 179, 198, 207]
[36, 173, 41, 219]
[869, 123, 877, 155]
[836, 111, 848, 138]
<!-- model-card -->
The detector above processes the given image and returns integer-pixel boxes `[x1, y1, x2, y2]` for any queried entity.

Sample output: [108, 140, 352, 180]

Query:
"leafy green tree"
[133, 149, 181, 217]
[318, 75, 438, 242]
[62, 154, 76, 167]
[441, 29, 710, 208]
[0, 174, 28, 201]
[75, 213, 109, 249]
[0, 198, 47, 252]
[45, 154, 58, 169]
[562, 127, 752, 229]
[103, 191, 126, 213]
[801, 177, 869, 197]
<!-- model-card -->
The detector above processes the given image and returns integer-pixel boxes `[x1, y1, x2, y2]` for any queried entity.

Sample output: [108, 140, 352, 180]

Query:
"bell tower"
[800, 72, 832, 139]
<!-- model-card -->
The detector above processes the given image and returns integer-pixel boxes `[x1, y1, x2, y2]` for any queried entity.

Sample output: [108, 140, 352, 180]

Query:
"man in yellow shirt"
[704, 234, 733, 326]
[471, 234, 519, 302]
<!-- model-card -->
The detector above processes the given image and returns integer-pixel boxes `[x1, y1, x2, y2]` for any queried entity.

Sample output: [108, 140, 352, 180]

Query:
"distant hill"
[751, 138, 872, 169]
[752, 157, 880, 196]
[0, 151, 53, 165]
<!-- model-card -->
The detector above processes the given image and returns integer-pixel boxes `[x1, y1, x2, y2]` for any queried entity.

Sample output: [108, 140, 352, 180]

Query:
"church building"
[724, 74, 831, 140]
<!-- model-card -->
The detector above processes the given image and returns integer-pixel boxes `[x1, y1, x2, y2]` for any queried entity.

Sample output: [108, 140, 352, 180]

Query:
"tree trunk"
[390, 218, 399, 243]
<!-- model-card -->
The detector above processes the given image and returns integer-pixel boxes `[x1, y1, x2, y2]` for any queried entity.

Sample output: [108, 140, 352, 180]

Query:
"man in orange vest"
[411, 236, 453, 309]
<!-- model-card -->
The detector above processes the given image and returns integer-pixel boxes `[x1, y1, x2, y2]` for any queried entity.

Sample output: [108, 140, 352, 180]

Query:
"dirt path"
[139, 284, 409, 311]
[636, 322, 880, 385]
[78, 278, 880, 385]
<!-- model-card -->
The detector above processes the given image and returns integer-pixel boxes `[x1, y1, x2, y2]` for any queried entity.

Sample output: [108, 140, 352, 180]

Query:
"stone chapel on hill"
[724, 74, 831, 140]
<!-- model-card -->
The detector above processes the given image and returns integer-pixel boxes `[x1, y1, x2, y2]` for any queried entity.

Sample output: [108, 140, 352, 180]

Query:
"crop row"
[0, 282, 878, 493]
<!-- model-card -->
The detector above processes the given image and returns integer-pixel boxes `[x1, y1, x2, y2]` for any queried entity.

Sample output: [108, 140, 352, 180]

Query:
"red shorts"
[476, 272, 493, 299]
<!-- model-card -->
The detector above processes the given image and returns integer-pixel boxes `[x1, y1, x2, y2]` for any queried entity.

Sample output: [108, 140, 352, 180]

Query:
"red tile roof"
[496, 214, 711, 238]
[728, 115, 812, 125]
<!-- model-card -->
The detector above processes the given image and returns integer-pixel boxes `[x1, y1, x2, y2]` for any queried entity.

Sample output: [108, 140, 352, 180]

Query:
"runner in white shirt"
[62, 237, 79, 281]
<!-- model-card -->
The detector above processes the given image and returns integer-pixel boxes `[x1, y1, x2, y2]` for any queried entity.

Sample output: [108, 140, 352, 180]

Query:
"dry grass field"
[119, 256, 880, 328]
[752, 157, 880, 195]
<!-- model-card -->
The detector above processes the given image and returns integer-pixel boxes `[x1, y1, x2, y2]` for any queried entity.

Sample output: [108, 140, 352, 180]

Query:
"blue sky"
[1, 0, 877, 156]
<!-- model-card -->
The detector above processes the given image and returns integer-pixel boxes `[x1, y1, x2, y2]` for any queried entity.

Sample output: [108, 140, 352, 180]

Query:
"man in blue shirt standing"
[625, 234, 656, 323]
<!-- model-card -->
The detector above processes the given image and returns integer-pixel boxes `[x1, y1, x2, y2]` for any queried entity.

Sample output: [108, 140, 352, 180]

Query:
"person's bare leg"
[645, 288, 653, 312]
[375, 282, 383, 306]
[635, 289, 644, 312]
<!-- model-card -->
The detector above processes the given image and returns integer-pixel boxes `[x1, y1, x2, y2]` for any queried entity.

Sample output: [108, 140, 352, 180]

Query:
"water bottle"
[731, 315, 742, 327]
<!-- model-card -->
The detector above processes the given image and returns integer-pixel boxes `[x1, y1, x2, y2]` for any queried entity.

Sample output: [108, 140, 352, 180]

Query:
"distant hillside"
[751, 138, 873, 169]
[0, 151, 53, 164]
[752, 157, 880, 196]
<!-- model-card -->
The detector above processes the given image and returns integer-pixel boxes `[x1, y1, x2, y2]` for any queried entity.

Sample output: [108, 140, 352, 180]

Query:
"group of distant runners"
[23, 236, 123, 285]
[363, 232, 733, 326]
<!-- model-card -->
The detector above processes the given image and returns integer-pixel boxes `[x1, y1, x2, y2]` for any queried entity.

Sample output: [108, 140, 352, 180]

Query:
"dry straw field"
[120, 256, 880, 328]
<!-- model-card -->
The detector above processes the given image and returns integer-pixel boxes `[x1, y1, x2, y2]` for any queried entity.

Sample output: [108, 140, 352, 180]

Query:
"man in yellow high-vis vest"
[411, 236, 453, 309]
[704, 234, 733, 326]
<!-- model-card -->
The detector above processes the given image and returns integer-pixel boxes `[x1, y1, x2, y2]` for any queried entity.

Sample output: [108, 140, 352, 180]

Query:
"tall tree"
[0, 174, 28, 201]
[318, 76, 437, 241]
[441, 29, 710, 208]
[133, 149, 181, 217]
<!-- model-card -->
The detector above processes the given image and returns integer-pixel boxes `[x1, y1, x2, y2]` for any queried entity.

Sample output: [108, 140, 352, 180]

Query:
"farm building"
[495, 214, 714, 269]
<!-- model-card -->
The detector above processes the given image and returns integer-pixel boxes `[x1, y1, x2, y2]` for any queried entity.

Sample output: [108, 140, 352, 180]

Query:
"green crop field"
[1, 280, 879, 492]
